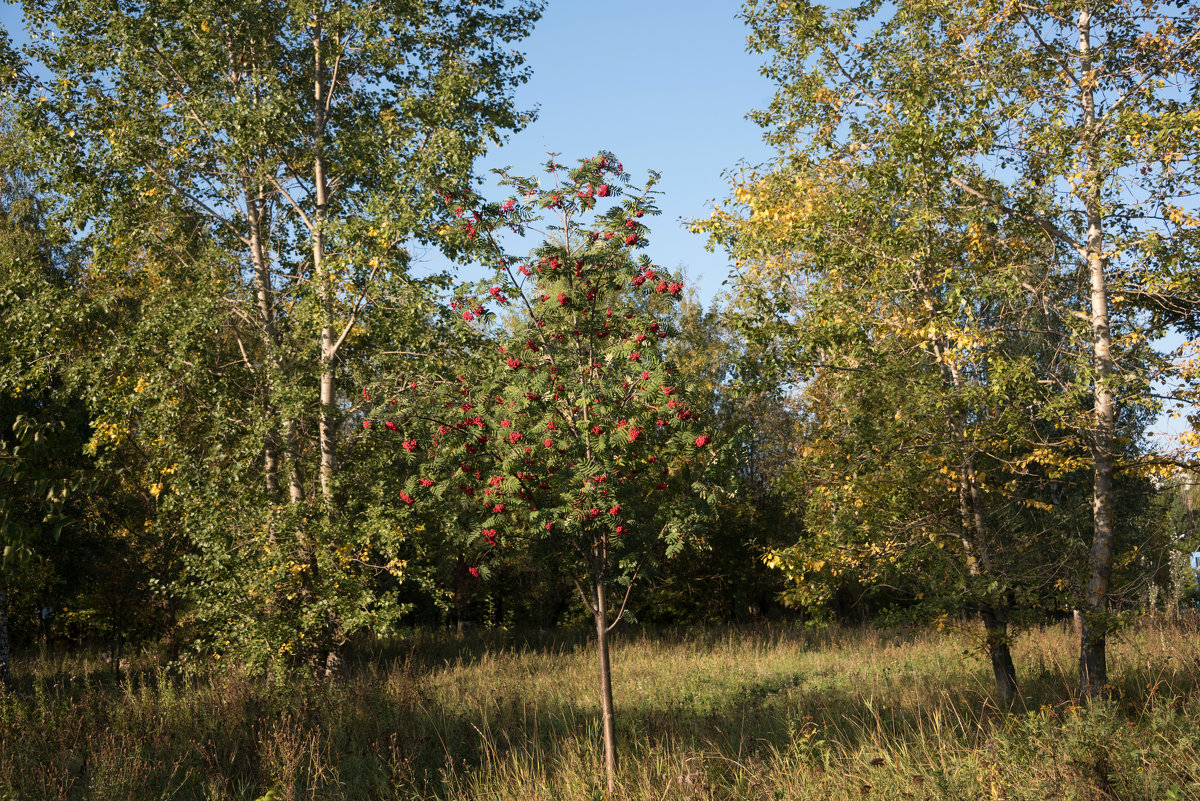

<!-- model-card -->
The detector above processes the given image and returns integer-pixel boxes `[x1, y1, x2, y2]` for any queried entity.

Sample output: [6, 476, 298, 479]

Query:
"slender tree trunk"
[582, 383, 615, 794]
[930, 328, 1021, 705]
[593, 567, 617, 798]
[262, 426, 280, 498]
[1078, 6, 1116, 699]
[312, 27, 336, 504]
[307, 20, 343, 673]
[285, 419, 305, 503]
[244, 186, 284, 498]
[955, 459, 1019, 706]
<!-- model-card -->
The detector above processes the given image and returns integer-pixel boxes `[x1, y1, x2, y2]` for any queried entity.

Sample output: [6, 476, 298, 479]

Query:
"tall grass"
[3, 616, 1198, 800]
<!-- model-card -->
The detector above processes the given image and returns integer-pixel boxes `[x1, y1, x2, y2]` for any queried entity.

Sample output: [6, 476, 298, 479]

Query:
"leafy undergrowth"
[3, 617, 1199, 800]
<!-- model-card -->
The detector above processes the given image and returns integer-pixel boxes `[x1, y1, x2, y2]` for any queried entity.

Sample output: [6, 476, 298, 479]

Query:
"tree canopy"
[0, 0, 1195, 725]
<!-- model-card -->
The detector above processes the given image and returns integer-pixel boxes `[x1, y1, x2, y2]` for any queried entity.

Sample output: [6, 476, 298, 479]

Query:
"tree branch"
[143, 163, 250, 246]
[328, 258, 381, 360]
[606, 552, 649, 633]
[571, 574, 597, 616]
[949, 176, 1086, 258]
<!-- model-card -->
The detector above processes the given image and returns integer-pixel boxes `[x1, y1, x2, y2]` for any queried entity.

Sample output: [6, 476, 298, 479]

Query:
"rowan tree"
[365, 153, 724, 795]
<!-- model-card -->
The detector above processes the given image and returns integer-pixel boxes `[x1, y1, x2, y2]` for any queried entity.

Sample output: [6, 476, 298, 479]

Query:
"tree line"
[2, 0, 1198, 721]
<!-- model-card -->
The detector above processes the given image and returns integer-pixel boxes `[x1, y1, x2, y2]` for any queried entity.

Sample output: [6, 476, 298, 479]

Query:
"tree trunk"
[263, 426, 280, 497]
[931, 329, 1021, 706]
[285, 419, 305, 503]
[954, 459, 1020, 705]
[1079, 6, 1116, 699]
[312, 25, 336, 504]
[963, 462, 1019, 706]
[308, 20, 342, 674]
[593, 573, 617, 798]
[244, 186, 284, 498]
[981, 606, 1018, 706]
[583, 411, 615, 795]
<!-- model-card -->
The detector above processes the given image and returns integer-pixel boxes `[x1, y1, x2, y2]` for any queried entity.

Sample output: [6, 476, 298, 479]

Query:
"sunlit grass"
[2, 616, 1198, 799]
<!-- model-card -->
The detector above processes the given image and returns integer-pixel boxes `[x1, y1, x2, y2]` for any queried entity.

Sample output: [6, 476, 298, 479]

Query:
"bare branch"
[268, 175, 317, 233]
[571, 574, 597, 616]
[143, 163, 251, 246]
[328, 258, 381, 360]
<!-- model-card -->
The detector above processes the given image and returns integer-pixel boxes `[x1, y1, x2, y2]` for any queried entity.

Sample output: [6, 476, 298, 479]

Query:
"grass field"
[3, 616, 1198, 800]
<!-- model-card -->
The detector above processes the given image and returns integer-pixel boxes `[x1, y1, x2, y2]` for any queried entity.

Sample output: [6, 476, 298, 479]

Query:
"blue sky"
[447, 0, 776, 305]
[0, 0, 778, 306]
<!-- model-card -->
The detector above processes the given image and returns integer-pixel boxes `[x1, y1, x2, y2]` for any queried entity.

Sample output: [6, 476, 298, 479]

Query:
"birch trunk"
[1078, 6, 1116, 698]
[307, 19, 342, 672]
[244, 185, 285, 499]
[312, 26, 336, 504]
[244, 184, 306, 504]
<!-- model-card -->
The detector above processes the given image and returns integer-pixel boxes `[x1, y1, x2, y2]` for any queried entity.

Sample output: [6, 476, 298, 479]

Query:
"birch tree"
[9, 0, 541, 665]
[728, 0, 1197, 697]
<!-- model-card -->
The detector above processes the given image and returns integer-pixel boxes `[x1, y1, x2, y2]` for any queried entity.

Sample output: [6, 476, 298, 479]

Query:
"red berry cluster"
[363, 153, 715, 579]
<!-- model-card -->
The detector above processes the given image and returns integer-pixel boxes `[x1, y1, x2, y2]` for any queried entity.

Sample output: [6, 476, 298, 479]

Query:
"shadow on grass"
[2, 618, 1199, 800]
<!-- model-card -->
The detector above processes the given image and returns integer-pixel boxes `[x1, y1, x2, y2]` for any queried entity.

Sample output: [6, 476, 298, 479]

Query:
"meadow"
[3, 616, 1198, 801]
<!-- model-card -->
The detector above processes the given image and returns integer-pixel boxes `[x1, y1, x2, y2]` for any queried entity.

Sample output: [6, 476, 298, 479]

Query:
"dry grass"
[3, 616, 1198, 800]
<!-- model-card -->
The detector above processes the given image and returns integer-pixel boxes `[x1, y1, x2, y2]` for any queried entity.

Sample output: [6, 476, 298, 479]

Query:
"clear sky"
[460, 1, 776, 306]
[0, 0, 777, 306]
